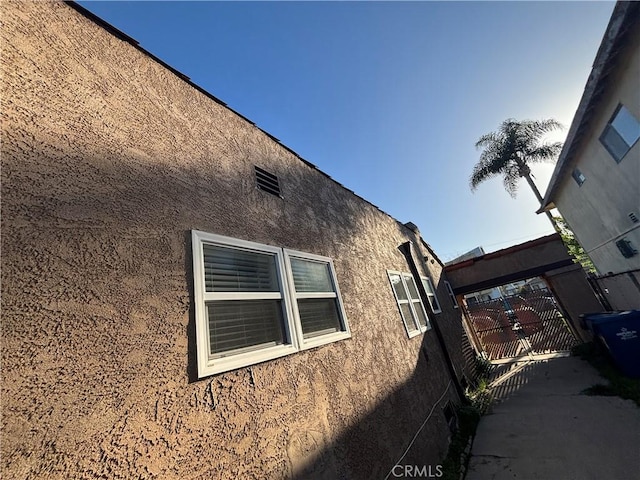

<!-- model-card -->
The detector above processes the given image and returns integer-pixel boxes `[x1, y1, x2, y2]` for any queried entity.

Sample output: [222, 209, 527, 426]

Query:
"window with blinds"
[288, 256, 343, 339]
[203, 244, 279, 293]
[388, 271, 431, 338]
[207, 300, 285, 356]
[192, 230, 350, 378]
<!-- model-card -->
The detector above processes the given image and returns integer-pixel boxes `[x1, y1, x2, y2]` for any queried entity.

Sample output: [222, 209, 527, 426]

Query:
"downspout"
[398, 241, 468, 404]
[586, 274, 614, 312]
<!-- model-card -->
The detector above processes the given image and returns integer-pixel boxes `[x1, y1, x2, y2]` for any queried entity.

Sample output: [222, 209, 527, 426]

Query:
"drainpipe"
[585, 273, 613, 312]
[398, 241, 468, 404]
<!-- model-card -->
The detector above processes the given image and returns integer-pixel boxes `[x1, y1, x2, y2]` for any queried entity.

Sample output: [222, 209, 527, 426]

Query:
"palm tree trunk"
[522, 172, 560, 233]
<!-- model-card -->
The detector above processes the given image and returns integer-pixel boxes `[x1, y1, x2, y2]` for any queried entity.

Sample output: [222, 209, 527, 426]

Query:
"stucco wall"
[553, 24, 640, 274]
[543, 265, 603, 342]
[1, 2, 463, 479]
[592, 270, 640, 311]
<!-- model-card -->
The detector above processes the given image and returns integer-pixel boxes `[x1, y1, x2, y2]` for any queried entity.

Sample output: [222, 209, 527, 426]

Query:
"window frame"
[387, 270, 431, 338]
[283, 248, 351, 350]
[192, 230, 350, 377]
[599, 104, 640, 163]
[421, 276, 442, 314]
[444, 280, 459, 308]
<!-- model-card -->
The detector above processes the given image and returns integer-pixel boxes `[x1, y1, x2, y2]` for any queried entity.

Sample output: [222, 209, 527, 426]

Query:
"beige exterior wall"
[593, 271, 640, 311]
[552, 27, 640, 274]
[1, 2, 464, 479]
[543, 264, 603, 342]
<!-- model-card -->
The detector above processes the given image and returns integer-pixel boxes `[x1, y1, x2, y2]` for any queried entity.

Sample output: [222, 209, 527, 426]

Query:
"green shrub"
[441, 376, 492, 479]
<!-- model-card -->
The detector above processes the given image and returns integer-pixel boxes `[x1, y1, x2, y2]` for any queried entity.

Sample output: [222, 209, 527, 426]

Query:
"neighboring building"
[463, 278, 548, 306]
[446, 246, 486, 266]
[448, 248, 549, 304]
[539, 1, 640, 276]
[1, 2, 467, 479]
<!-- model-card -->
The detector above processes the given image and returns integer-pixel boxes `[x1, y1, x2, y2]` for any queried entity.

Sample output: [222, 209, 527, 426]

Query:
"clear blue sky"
[78, 0, 615, 262]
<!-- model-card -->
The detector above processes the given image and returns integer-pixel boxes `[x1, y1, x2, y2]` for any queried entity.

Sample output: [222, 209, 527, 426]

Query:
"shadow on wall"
[2, 137, 461, 478]
[2, 2, 467, 476]
[1, 134, 375, 372]
[286, 330, 459, 480]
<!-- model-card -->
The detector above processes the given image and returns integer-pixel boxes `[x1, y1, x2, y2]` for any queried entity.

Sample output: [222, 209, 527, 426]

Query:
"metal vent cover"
[615, 238, 638, 258]
[255, 166, 281, 197]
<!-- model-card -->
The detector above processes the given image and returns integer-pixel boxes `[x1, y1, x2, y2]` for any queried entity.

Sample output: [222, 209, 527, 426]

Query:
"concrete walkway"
[466, 356, 640, 480]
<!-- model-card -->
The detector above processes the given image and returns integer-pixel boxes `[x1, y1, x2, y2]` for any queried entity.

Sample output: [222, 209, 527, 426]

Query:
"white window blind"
[203, 244, 279, 293]
[207, 300, 285, 356]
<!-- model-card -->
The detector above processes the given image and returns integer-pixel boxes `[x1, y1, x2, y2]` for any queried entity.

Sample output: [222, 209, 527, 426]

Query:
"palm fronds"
[470, 118, 563, 198]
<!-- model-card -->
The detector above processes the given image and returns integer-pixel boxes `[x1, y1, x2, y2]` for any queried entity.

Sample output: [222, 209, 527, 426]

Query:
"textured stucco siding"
[543, 265, 603, 341]
[1, 2, 464, 479]
[553, 25, 640, 274]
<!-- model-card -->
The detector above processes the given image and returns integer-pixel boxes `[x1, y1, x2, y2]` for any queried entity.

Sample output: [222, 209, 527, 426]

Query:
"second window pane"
[298, 298, 341, 338]
[290, 258, 333, 292]
[400, 303, 418, 332]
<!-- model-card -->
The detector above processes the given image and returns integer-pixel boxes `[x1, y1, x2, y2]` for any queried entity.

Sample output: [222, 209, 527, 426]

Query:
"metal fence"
[465, 290, 578, 361]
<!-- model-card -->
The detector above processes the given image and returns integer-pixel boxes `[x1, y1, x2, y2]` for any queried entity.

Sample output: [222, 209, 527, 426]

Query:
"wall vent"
[615, 238, 638, 258]
[255, 166, 281, 197]
[629, 212, 639, 224]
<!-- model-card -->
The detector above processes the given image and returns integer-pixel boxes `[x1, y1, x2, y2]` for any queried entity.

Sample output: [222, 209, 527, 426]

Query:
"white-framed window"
[283, 249, 351, 350]
[444, 281, 459, 308]
[600, 104, 640, 163]
[421, 276, 442, 314]
[192, 230, 350, 377]
[387, 271, 430, 337]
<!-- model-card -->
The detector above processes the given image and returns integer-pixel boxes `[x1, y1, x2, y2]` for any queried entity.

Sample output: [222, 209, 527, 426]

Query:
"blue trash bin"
[583, 310, 640, 378]
[580, 311, 623, 330]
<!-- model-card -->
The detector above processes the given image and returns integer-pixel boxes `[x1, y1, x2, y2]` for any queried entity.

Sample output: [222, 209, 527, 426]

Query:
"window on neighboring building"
[421, 276, 442, 314]
[444, 281, 459, 308]
[387, 271, 431, 337]
[572, 168, 586, 186]
[192, 230, 350, 377]
[600, 104, 640, 163]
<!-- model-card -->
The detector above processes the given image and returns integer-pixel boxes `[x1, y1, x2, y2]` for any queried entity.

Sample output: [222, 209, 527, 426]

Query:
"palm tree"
[470, 118, 563, 230]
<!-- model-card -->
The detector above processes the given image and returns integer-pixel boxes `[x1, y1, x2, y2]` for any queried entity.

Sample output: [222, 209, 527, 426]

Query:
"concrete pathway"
[466, 356, 640, 480]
